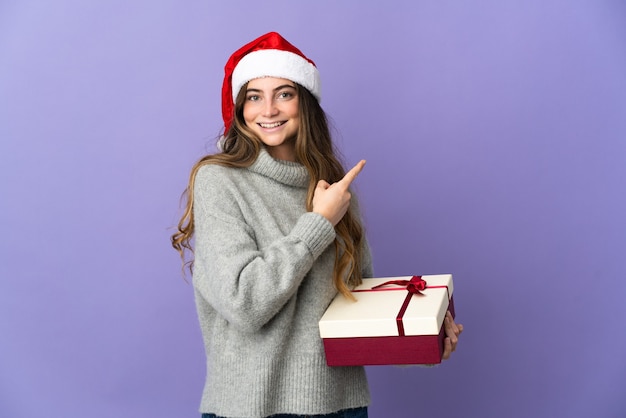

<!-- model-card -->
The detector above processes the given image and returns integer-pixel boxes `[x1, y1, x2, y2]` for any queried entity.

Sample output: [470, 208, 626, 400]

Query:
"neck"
[265, 142, 296, 162]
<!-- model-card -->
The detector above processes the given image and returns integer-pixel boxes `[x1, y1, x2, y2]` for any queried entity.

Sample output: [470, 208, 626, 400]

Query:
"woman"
[172, 32, 462, 418]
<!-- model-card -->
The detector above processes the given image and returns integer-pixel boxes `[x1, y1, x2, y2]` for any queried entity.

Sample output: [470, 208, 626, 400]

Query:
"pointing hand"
[312, 160, 366, 226]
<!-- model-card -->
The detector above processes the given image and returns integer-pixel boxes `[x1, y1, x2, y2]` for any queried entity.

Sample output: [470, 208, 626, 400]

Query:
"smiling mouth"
[258, 121, 285, 129]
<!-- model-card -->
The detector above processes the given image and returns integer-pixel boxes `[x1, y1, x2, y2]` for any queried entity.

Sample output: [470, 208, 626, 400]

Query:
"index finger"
[339, 159, 366, 187]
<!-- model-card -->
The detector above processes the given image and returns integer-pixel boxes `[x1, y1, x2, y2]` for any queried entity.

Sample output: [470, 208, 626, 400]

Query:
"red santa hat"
[221, 32, 321, 133]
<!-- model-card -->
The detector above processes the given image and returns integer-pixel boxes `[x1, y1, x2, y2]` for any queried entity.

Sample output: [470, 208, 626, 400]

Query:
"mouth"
[258, 121, 286, 129]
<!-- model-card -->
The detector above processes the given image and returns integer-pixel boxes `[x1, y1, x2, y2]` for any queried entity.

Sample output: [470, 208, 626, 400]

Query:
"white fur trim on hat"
[231, 49, 321, 103]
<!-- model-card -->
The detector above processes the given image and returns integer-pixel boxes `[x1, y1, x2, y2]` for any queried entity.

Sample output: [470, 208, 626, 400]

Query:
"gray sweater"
[192, 149, 372, 417]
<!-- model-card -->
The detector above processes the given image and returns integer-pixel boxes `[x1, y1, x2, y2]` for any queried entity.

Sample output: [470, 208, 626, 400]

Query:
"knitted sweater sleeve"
[192, 165, 336, 333]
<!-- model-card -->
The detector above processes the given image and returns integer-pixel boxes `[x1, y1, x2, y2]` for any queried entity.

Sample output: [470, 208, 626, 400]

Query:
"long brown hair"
[171, 83, 364, 298]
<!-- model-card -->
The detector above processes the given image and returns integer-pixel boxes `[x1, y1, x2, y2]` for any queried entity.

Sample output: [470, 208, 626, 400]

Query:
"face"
[243, 77, 300, 161]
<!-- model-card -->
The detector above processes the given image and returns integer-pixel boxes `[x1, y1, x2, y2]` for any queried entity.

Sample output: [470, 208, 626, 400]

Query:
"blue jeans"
[202, 406, 368, 418]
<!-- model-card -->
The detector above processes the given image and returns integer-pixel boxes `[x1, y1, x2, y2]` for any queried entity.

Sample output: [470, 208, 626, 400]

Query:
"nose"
[262, 98, 278, 117]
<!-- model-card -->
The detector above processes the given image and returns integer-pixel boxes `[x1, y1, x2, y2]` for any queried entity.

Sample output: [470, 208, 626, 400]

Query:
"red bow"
[371, 275, 427, 295]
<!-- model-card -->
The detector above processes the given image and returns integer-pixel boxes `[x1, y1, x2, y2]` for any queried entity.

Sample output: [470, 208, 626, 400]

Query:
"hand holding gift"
[442, 310, 463, 360]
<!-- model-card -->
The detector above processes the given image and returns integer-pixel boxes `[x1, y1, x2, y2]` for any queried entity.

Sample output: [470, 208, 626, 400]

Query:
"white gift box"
[319, 274, 455, 366]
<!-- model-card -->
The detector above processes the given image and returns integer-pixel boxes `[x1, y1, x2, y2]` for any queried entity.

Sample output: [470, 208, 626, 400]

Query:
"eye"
[277, 90, 294, 100]
[246, 94, 260, 102]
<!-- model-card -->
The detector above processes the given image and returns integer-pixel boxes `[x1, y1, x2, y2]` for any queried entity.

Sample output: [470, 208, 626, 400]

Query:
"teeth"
[259, 122, 283, 128]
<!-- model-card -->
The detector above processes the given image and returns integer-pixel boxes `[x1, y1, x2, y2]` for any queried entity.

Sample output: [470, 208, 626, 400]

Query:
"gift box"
[318, 274, 455, 366]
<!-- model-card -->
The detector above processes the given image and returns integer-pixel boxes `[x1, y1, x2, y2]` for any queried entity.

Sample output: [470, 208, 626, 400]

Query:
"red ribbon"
[371, 275, 428, 294]
[353, 276, 449, 337]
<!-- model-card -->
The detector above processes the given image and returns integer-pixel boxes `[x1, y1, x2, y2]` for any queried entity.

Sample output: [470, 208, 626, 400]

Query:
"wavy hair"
[171, 83, 364, 299]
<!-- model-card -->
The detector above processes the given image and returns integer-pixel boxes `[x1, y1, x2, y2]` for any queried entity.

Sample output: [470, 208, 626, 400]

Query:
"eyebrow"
[246, 84, 297, 93]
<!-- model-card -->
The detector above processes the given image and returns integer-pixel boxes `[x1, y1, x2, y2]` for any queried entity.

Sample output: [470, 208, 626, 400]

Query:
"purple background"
[2, 1, 625, 417]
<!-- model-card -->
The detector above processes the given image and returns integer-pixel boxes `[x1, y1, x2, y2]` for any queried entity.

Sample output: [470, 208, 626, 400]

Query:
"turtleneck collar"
[248, 148, 310, 188]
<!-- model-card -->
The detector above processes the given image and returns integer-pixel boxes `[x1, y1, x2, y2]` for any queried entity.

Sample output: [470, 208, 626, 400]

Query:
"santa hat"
[221, 32, 321, 133]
